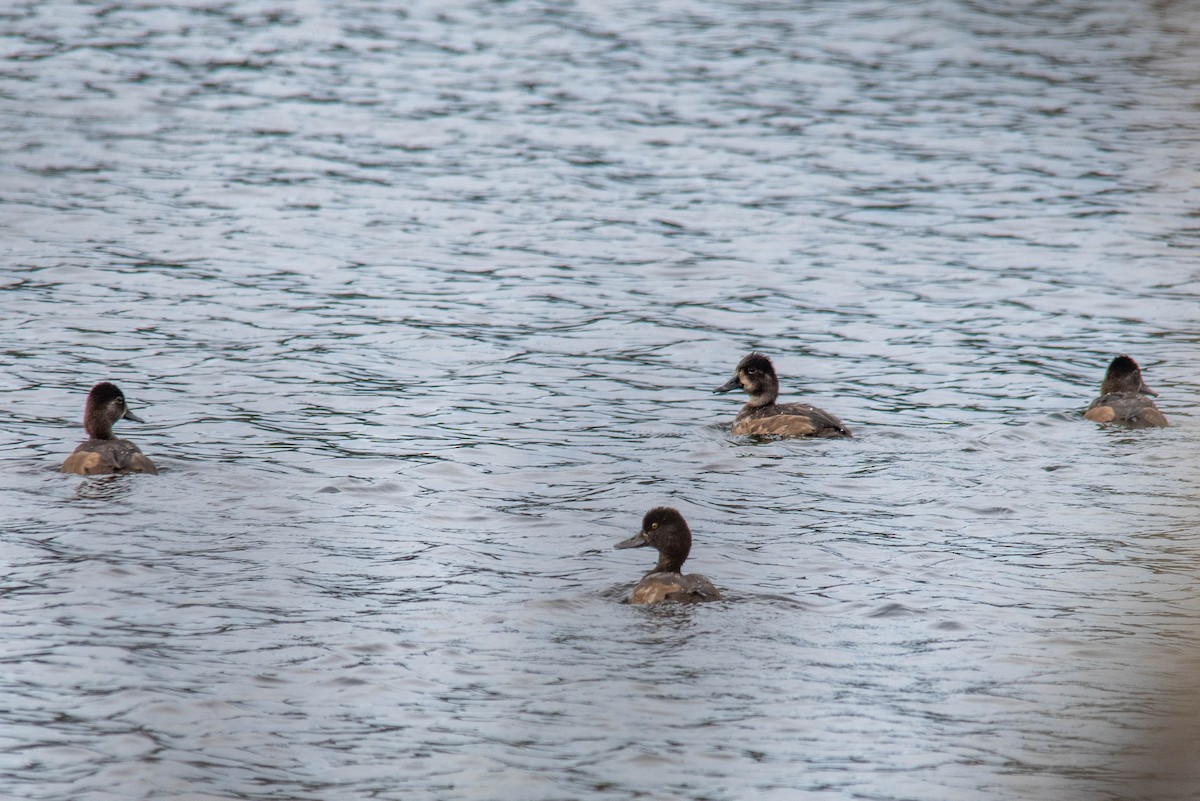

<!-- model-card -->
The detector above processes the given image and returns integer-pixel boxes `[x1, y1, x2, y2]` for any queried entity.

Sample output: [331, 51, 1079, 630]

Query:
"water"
[3, 0, 1200, 798]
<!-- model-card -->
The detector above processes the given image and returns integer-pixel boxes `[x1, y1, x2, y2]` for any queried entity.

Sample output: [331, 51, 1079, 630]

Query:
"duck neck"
[84, 409, 115, 441]
[746, 384, 778, 408]
[1101, 375, 1143, 395]
[652, 552, 685, 574]
[652, 528, 691, 574]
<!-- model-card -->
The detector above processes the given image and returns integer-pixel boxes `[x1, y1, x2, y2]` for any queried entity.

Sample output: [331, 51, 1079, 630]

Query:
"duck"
[714, 352, 852, 438]
[1083, 355, 1167, 428]
[614, 507, 721, 604]
[61, 382, 159, 475]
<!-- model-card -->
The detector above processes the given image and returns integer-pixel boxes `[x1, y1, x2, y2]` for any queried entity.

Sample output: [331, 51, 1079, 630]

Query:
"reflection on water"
[2, 0, 1200, 799]
[70, 475, 138, 503]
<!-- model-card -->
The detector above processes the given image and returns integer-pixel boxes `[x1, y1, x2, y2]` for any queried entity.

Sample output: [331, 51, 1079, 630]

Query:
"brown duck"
[715, 352, 851, 438]
[614, 507, 721, 605]
[61, 382, 159, 475]
[1083, 355, 1167, 428]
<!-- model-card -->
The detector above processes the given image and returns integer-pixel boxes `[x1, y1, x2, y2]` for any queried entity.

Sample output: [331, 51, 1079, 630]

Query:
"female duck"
[614, 507, 721, 604]
[1083, 355, 1167, 428]
[715, 352, 852, 438]
[61, 382, 159, 475]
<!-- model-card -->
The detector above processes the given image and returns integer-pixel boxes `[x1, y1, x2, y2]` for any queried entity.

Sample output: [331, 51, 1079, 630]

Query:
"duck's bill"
[713, 376, 740, 394]
[614, 531, 651, 549]
[123, 409, 146, 423]
[1141, 382, 1158, 397]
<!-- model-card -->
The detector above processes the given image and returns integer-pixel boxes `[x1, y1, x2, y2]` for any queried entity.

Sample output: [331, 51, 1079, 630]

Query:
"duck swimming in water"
[715, 352, 852, 438]
[61, 382, 159, 475]
[1083, 355, 1167, 429]
[614, 507, 721, 605]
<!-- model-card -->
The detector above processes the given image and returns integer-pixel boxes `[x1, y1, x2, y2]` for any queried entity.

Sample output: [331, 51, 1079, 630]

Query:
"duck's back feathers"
[1084, 395, 1168, 429]
[630, 572, 722, 604]
[61, 439, 158, 475]
[732, 402, 852, 438]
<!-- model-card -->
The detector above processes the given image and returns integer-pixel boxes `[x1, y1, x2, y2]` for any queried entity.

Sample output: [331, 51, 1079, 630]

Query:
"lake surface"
[3, 1, 1200, 799]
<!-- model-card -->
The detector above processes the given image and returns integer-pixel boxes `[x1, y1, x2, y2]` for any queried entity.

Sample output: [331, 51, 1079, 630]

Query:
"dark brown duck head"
[614, 506, 692, 574]
[83, 382, 145, 440]
[1100, 355, 1156, 397]
[714, 352, 779, 408]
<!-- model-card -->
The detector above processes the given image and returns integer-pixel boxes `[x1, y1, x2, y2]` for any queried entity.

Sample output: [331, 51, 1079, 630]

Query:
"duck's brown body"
[629, 571, 721, 604]
[717, 352, 851, 439]
[1083, 395, 1167, 428]
[1083, 356, 1167, 429]
[615, 507, 721, 606]
[62, 438, 158, 475]
[61, 382, 158, 475]
[732, 402, 850, 438]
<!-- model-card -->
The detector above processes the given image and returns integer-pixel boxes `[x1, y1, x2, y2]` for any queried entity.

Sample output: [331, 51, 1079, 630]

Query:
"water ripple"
[3, 0, 1200, 799]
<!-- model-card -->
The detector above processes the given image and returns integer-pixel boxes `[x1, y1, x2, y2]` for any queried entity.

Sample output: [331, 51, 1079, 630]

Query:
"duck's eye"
[745, 368, 758, 376]
[651, 522, 659, 530]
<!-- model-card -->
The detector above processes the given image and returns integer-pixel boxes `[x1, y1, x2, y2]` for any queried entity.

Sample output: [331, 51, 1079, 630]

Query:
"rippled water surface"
[4, 1, 1200, 799]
